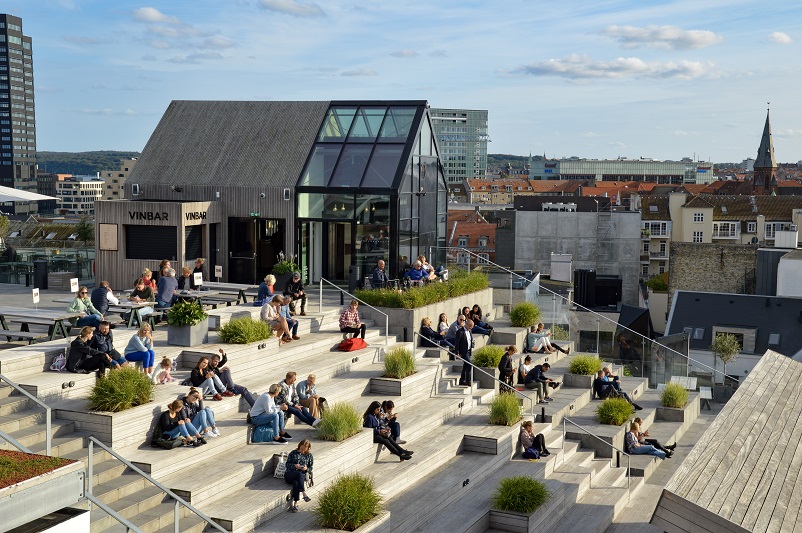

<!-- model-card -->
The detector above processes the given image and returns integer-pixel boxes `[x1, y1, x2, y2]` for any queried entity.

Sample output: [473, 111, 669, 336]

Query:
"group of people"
[248, 372, 324, 445]
[524, 323, 570, 355]
[363, 400, 413, 461]
[418, 305, 494, 351]
[66, 321, 162, 381]
[257, 271, 308, 315]
[593, 367, 643, 410]
[139, 258, 207, 310]
[369, 255, 445, 290]
[259, 272, 308, 346]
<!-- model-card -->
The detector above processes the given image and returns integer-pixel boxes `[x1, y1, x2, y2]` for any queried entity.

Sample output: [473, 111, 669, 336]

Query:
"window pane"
[361, 144, 404, 188]
[297, 193, 325, 218]
[347, 107, 387, 142]
[378, 107, 416, 142]
[317, 107, 357, 142]
[329, 144, 372, 188]
[299, 144, 342, 187]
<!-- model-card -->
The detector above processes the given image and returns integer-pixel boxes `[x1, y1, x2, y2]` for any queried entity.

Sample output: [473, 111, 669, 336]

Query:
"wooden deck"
[652, 350, 802, 533]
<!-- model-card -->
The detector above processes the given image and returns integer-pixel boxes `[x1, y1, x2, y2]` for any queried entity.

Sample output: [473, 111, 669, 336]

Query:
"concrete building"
[495, 196, 642, 305]
[100, 158, 137, 200]
[430, 108, 488, 186]
[0, 14, 37, 214]
[777, 248, 802, 297]
[56, 176, 104, 215]
[530, 157, 714, 185]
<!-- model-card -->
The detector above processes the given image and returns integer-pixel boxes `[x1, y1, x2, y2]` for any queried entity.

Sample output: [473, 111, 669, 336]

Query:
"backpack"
[251, 424, 276, 444]
[339, 338, 367, 351]
[50, 352, 67, 372]
[149, 418, 185, 450]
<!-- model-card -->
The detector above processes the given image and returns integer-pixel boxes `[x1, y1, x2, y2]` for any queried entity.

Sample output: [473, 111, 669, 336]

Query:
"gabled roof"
[683, 194, 802, 221]
[128, 100, 331, 188]
[640, 195, 670, 220]
[666, 291, 802, 356]
[755, 110, 777, 169]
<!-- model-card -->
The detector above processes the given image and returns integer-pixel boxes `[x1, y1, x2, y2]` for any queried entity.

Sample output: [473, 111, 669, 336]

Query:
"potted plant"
[657, 382, 691, 422]
[595, 397, 633, 425]
[509, 302, 541, 328]
[472, 345, 506, 390]
[564, 354, 602, 388]
[488, 392, 522, 426]
[314, 473, 383, 531]
[166, 300, 209, 347]
[711, 332, 741, 401]
[490, 476, 551, 531]
[272, 251, 301, 288]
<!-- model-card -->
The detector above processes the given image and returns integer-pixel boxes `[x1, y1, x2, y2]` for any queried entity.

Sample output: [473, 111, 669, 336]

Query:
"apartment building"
[100, 158, 137, 200]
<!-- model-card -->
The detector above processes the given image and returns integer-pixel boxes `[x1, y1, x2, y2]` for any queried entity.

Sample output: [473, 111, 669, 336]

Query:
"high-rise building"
[0, 14, 37, 213]
[430, 108, 489, 185]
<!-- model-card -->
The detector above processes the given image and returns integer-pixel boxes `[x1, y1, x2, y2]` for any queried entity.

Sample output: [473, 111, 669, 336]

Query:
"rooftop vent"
[722, 206, 728, 214]
[693, 328, 705, 340]
[9, 231, 20, 238]
[45, 232, 57, 240]
[768, 333, 781, 346]
[649, 205, 658, 212]
[67, 234, 78, 240]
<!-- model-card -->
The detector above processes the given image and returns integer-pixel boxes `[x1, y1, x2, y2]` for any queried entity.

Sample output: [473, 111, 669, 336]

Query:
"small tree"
[0, 213, 9, 241]
[711, 332, 741, 384]
[75, 215, 94, 260]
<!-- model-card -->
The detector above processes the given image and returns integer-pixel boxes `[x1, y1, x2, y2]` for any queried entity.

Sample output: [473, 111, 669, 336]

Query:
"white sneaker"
[312, 418, 321, 428]
[206, 430, 218, 438]
[212, 428, 221, 437]
[395, 439, 407, 445]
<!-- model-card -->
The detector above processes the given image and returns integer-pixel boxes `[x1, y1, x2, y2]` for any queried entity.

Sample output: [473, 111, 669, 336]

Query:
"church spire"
[753, 105, 777, 195]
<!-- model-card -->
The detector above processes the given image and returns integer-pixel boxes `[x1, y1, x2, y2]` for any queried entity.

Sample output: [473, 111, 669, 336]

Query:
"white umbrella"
[0, 185, 58, 203]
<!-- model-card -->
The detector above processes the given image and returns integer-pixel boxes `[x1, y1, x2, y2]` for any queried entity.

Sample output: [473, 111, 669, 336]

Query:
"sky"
[6, 0, 802, 163]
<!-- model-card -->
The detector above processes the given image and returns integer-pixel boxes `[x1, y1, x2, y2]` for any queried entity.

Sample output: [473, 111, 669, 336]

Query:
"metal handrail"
[413, 331, 535, 419]
[318, 277, 389, 347]
[0, 428, 33, 453]
[87, 437, 226, 533]
[562, 416, 631, 491]
[430, 245, 734, 385]
[85, 493, 142, 533]
[0, 372, 51, 455]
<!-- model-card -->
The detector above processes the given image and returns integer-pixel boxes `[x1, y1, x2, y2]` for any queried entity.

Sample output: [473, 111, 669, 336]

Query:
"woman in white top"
[260, 295, 292, 345]
[249, 383, 291, 443]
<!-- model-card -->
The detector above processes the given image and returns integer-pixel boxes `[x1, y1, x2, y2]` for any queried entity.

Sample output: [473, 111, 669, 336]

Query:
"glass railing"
[0, 246, 95, 284]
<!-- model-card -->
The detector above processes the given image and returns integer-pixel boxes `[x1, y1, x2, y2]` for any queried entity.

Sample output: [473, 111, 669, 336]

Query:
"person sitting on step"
[518, 355, 533, 385]
[520, 420, 550, 459]
[209, 349, 256, 407]
[249, 383, 290, 444]
[280, 296, 301, 340]
[363, 401, 412, 461]
[67, 326, 115, 376]
[526, 323, 569, 355]
[283, 272, 307, 316]
[297, 374, 325, 420]
[277, 372, 320, 427]
[284, 439, 314, 512]
[419, 316, 453, 349]
[625, 421, 665, 460]
[602, 367, 643, 410]
[180, 387, 221, 438]
[160, 399, 205, 447]
[633, 417, 675, 458]
[155, 357, 176, 383]
[190, 355, 233, 401]
[524, 362, 556, 404]
[124, 324, 157, 380]
[261, 295, 293, 346]
[257, 274, 276, 304]
[380, 400, 406, 445]
[339, 299, 366, 340]
[90, 320, 127, 369]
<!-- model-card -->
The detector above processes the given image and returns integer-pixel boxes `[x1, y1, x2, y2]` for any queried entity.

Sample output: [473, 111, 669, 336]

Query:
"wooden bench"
[699, 386, 712, 410]
[199, 296, 241, 309]
[0, 328, 47, 344]
[9, 317, 73, 337]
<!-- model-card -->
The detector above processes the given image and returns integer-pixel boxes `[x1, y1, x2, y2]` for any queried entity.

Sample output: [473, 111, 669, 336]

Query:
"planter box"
[167, 317, 209, 347]
[476, 366, 500, 391]
[0, 459, 85, 531]
[563, 373, 593, 389]
[368, 366, 437, 396]
[358, 287, 494, 341]
[656, 394, 701, 423]
[489, 484, 564, 533]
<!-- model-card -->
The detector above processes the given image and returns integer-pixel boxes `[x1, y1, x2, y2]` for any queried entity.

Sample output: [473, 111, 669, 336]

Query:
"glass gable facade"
[296, 101, 448, 284]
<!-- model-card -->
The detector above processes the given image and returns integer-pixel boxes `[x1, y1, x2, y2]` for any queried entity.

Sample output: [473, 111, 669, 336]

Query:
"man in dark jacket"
[90, 281, 119, 320]
[89, 321, 127, 368]
[455, 316, 473, 386]
[524, 362, 555, 404]
[283, 272, 307, 316]
[67, 326, 113, 376]
[208, 349, 255, 407]
[371, 260, 390, 289]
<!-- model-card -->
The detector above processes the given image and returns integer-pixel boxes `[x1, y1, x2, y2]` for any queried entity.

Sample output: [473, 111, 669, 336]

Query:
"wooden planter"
[489, 486, 563, 533]
[167, 317, 209, 347]
[656, 394, 701, 424]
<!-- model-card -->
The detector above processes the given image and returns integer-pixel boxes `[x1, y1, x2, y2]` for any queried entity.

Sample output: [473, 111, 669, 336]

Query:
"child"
[157, 357, 176, 384]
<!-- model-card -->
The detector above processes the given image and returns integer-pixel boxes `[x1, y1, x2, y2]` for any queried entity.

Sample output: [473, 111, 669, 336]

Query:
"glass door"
[325, 221, 352, 282]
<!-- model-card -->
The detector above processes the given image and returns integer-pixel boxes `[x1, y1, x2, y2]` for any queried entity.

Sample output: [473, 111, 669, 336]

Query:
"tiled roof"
[639, 195, 670, 220]
[684, 194, 802, 221]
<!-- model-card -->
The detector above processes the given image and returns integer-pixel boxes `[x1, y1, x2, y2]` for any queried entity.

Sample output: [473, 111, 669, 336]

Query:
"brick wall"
[669, 243, 757, 304]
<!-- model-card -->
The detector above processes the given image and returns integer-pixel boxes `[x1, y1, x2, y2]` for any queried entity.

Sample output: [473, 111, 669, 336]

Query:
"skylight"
[649, 205, 658, 212]
[768, 333, 781, 346]
[693, 328, 705, 340]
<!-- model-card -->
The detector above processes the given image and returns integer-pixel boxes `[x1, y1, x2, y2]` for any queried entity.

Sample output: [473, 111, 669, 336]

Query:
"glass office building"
[296, 102, 448, 283]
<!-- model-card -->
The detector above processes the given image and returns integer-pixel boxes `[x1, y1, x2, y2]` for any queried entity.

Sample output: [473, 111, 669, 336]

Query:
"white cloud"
[200, 36, 238, 49]
[131, 7, 181, 24]
[390, 50, 418, 58]
[259, 0, 325, 17]
[768, 31, 792, 44]
[581, 131, 599, 138]
[168, 52, 225, 64]
[601, 25, 723, 50]
[429, 49, 448, 57]
[341, 67, 377, 77]
[514, 54, 714, 80]
[149, 40, 171, 50]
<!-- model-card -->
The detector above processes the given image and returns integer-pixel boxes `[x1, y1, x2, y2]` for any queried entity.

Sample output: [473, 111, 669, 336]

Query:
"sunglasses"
[79, 291, 87, 295]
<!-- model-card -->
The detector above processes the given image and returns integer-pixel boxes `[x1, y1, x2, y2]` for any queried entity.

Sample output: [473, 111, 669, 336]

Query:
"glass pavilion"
[296, 101, 448, 284]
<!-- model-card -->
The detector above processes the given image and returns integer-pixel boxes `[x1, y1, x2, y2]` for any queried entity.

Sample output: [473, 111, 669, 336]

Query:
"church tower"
[752, 108, 777, 195]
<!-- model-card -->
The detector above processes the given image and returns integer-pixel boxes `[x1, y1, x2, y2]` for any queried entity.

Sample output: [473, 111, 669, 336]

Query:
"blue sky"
[7, 0, 802, 163]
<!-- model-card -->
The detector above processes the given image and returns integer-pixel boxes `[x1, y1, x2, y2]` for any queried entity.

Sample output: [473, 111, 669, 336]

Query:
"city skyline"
[6, 0, 802, 162]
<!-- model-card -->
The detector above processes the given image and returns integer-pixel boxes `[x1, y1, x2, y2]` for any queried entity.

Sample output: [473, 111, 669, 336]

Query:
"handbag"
[273, 451, 288, 478]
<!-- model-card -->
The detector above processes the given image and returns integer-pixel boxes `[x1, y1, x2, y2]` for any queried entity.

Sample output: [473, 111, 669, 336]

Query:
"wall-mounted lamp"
[333, 205, 338, 212]
[371, 205, 376, 212]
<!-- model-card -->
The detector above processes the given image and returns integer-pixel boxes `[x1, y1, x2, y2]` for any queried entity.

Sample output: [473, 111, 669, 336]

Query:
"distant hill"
[487, 154, 528, 171]
[36, 151, 141, 175]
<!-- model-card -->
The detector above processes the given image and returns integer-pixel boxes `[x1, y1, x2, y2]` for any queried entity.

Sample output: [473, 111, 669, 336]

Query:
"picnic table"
[202, 282, 258, 304]
[0, 306, 84, 341]
[108, 301, 155, 328]
[174, 290, 220, 307]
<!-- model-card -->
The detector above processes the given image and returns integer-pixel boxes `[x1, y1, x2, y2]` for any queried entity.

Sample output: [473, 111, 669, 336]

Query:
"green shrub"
[509, 302, 541, 328]
[219, 317, 272, 344]
[315, 403, 362, 442]
[493, 476, 550, 514]
[353, 270, 489, 309]
[552, 324, 569, 341]
[88, 367, 153, 412]
[488, 392, 522, 426]
[595, 397, 634, 425]
[473, 345, 506, 368]
[384, 347, 416, 379]
[315, 473, 383, 531]
[661, 382, 689, 408]
[568, 354, 602, 375]
[646, 272, 669, 292]
[166, 300, 207, 327]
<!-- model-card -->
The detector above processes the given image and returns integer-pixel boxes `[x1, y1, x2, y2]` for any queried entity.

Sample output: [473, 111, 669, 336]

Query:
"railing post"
[596, 318, 600, 354]
[509, 273, 513, 314]
[318, 281, 322, 314]
[385, 315, 389, 347]
[562, 418, 566, 465]
[88, 439, 94, 511]
[45, 406, 51, 456]
[641, 336, 646, 378]
[174, 500, 180, 533]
